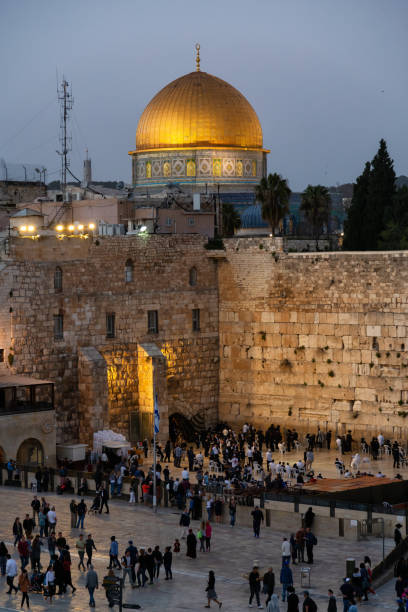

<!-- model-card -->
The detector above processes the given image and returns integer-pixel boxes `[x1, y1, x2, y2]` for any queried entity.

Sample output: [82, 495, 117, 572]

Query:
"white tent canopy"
[93, 430, 130, 455]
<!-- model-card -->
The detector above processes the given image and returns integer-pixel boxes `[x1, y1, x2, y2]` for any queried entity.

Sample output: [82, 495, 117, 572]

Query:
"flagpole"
[153, 371, 157, 513]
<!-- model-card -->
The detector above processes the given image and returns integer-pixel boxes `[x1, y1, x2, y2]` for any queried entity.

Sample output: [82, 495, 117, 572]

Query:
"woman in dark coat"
[186, 529, 197, 559]
[205, 570, 222, 608]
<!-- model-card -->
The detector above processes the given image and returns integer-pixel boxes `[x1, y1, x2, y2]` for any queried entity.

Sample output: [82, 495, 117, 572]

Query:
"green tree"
[343, 139, 395, 250]
[255, 173, 291, 236]
[221, 202, 241, 237]
[300, 185, 331, 250]
[343, 162, 371, 250]
[366, 138, 396, 250]
[378, 186, 408, 250]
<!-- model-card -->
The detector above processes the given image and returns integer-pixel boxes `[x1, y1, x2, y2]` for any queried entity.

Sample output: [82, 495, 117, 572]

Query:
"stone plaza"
[0, 444, 406, 611]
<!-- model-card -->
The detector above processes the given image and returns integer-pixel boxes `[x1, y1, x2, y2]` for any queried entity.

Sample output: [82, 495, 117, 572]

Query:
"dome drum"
[131, 148, 266, 188]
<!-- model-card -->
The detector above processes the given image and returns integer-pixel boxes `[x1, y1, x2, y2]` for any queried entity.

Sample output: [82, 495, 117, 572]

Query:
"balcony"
[0, 375, 54, 416]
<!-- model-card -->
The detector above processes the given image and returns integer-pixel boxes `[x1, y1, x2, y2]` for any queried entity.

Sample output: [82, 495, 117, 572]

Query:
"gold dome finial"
[195, 43, 200, 72]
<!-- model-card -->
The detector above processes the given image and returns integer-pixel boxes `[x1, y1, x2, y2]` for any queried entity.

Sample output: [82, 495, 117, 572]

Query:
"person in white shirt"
[281, 538, 291, 564]
[269, 461, 276, 475]
[266, 450, 273, 466]
[378, 433, 384, 447]
[6, 555, 18, 593]
[231, 456, 239, 469]
[336, 437, 342, 453]
[243, 423, 249, 434]
[297, 460, 304, 471]
[181, 468, 189, 481]
[47, 507, 57, 534]
[44, 566, 56, 602]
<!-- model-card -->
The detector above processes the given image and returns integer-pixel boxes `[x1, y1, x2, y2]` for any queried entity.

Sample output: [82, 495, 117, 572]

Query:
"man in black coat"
[99, 486, 109, 514]
[251, 506, 264, 538]
[263, 567, 275, 604]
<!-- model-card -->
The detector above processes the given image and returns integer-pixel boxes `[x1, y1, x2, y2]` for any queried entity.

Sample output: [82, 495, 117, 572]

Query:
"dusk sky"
[1, 0, 407, 190]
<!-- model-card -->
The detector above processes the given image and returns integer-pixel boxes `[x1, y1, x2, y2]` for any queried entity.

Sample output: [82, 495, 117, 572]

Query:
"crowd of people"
[1, 421, 407, 610]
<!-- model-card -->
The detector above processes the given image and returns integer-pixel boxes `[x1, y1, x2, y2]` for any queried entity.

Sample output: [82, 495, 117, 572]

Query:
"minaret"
[83, 148, 92, 187]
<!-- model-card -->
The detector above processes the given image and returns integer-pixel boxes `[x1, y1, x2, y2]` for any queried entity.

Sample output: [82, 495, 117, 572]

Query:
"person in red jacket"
[17, 537, 29, 569]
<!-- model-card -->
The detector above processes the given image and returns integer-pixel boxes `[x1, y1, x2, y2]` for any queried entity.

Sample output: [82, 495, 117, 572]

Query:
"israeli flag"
[154, 394, 160, 434]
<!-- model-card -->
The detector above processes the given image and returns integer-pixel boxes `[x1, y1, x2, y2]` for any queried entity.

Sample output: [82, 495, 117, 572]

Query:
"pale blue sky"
[0, 0, 407, 189]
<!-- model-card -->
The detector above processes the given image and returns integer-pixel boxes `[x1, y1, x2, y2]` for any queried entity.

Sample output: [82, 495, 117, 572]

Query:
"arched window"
[54, 266, 62, 292]
[125, 259, 133, 283]
[17, 438, 44, 466]
[189, 267, 197, 287]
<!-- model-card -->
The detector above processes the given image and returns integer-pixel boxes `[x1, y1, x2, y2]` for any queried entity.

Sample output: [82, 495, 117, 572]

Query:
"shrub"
[328, 370, 335, 377]
[280, 358, 292, 368]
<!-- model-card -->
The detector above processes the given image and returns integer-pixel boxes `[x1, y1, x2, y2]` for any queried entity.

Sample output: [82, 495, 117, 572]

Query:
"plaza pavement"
[0, 479, 402, 612]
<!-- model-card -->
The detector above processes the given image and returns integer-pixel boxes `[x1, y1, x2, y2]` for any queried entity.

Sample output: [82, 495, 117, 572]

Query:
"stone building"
[0, 233, 219, 459]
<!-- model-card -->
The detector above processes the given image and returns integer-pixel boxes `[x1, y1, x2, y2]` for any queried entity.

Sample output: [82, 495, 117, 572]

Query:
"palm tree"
[255, 173, 291, 236]
[300, 185, 331, 250]
[222, 202, 241, 237]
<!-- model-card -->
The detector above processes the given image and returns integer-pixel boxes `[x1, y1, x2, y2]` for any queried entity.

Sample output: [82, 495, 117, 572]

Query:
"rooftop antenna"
[56, 78, 73, 200]
[195, 43, 200, 72]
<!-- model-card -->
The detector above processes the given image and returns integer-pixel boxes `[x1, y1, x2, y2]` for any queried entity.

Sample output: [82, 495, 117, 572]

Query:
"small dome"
[135, 71, 263, 152]
[241, 204, 268, 229]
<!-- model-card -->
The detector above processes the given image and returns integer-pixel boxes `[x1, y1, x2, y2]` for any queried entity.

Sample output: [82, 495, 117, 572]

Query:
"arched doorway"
[169, 413, 196, 443]
[17, 438, 44, 466]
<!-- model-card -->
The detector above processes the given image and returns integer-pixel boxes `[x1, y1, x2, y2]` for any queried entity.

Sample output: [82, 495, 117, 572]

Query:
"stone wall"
[3, 234, 219, 443]
[0, 181, 45, 206]
[217, 238, 408, 438]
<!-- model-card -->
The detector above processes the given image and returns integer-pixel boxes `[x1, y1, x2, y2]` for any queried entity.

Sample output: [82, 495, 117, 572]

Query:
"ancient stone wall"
[3, 234, 219, 442]
[217, 238, 408, 439]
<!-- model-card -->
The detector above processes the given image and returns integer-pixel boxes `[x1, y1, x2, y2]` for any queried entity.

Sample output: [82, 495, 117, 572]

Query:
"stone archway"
[17, 438, 44, 466]
[169, 412, 196, 443]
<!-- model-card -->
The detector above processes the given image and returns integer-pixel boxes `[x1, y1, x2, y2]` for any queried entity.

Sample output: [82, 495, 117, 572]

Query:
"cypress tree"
[366, 139, 395, 250]
[343, 162, 371, 250]
[343, 139, 395, 250]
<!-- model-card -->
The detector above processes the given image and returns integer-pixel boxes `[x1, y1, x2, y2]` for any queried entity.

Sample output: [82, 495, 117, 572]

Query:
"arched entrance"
[17, 438, 44, 466]
[169, 413, 196, 442]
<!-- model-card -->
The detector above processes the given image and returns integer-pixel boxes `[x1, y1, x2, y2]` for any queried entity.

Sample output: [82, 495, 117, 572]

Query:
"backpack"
[308, 599, 318, 612]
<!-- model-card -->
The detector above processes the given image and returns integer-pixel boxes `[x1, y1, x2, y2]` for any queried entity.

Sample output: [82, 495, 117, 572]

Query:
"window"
[192, 308, 200, 332]
[166, 217, 173, 227]
[148, 310, 158, 334]
[187, 217, 195, 226]
[189, 267, 197, 286]
[106, 313, 115, 338]
[53, 314, 63, 340]
[0, 349, 4, 363]
[125, 259, 133, 283]
[54, 266, 62, 292]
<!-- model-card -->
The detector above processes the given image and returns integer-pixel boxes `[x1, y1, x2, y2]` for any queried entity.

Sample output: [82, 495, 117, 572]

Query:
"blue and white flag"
[154, 394, 160, 434]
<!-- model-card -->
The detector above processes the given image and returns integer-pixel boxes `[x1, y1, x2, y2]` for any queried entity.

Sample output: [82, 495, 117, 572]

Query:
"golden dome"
[134, 70, 264, 152]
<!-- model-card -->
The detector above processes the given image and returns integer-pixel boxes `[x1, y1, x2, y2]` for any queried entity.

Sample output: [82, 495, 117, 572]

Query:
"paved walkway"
[0, 486, 401, 611]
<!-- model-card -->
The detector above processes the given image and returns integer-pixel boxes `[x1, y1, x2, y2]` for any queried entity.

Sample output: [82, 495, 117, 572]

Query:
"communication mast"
[56, 78, 73, 199]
